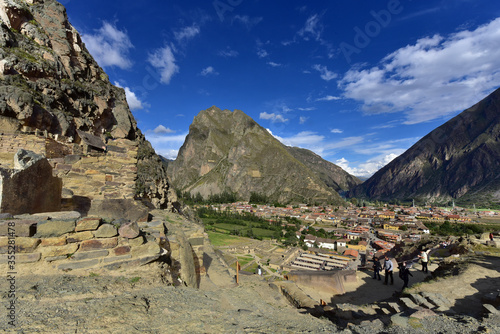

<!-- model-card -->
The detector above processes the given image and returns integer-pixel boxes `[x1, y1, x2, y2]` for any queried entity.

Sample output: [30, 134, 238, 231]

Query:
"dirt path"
[297, 261, 440, 305]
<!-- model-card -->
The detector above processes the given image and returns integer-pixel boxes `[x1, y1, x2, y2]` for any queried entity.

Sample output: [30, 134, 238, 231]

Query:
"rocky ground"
[1, 263, 339, 333]
[2, 223, 500, 333]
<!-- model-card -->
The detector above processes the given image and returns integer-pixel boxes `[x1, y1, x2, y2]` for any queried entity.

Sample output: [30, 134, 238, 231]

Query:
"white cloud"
[174, 24, 200, 43]
[219, 47, 239, 57]
[153, 125, 175, 134]
[316, 95, 341, 102]
[233, 15, 263, 29]
[340, 17, 500, 124]
[81, 22, 133, 69]
[331, 128, 343, 134]
[147, 45, 179, 84]
[335, 153, 400, 178]
[145, 132, 188, 160]
[297, 107, 316, 111]
[312, 64, 337, 81]
[299, 116, 308, 124]
[299, 14, 323, 41]
[114, 81, 143, 111]
[259, 112, 288, 123]
[257, 49, 269, 58]
[280, 131, 325, 147]
[267, 61, 282, 67]
[200, 66, 218, 76]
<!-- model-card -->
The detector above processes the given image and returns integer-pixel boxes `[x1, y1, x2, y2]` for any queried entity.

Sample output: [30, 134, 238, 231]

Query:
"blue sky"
[63, 0, 500, 178]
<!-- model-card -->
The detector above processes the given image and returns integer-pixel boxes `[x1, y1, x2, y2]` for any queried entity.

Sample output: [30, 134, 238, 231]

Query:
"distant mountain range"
[167, 106, 361, 205]
[350, 87, 500, 207]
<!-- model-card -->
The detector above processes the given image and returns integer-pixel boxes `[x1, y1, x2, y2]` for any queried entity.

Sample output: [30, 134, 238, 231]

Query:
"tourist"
[257, 265, 262, 276]
[400, 261, 413, 290]
[372, 257, 381, 280]
[418, 250, 429, 273]
[490, 233, 494, 241]
[383, 255, 394, 285]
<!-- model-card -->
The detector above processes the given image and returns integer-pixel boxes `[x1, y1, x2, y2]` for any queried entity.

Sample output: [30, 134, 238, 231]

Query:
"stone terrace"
[0, 211, 161, 272]
[0, 132, 139, 207]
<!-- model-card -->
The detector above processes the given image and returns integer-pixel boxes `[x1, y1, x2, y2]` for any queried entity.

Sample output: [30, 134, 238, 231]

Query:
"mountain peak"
[350, 87, 500, 206]
[169, 106, 359, 204]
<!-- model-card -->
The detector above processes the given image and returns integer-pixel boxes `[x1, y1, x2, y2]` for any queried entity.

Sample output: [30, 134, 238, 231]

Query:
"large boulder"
[87, 199, 150, 222]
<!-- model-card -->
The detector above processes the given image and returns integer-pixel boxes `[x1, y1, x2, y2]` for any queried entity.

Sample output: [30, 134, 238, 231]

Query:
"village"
[201, 201, 499, 276]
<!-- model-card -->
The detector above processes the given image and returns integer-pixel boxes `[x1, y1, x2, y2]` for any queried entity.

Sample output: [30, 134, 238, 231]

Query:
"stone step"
[387, 302, 403, 313]
[399, 297, 419, 310]
[410, 293, 436, 310]
[420, 292, 452, 310]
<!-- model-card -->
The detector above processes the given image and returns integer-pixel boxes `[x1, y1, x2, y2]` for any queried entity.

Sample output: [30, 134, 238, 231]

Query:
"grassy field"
[252, 228, 277, 238]
[206, 231, 250, 247]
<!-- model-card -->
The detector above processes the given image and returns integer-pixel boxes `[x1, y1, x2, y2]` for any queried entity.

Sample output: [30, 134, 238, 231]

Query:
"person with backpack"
[400, 261, 413, 290]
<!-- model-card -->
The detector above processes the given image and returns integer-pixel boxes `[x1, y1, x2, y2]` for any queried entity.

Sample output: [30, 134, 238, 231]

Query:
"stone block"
[16, 237, 41, 253]
[188, 237, 204, 247]
[118, 221, 139, 239]
[387, 302, 402, 313]
[102, 255, 159, 270]
[421, 292, 452, 308]
[131, 241, 160, 258]
[75, 217, 101, 232]
[39, 243, 79, 258]
[399, 297, 418, 309]
[45, 255, 67, 262]
[112, 245, 131, 256]
[64, 155, 81, 164]
[94, 224, 117, 238]
[58, 259, 100, 271]
[0, 237, 40, 253]
[88, 199, 149, 222]
[36, 220, 76, 238]
[66, 231, 94, 243]
[40, 236, 67, 247]
[80, 237, 118, 251]
[32, 211, 81, 220]
[128, 235, 144, 247]
[71, 249, 109, 261]
[0, 252, 41, 264]
[0, 220, 37, 237]
[0, 150, 62, 215]
[483, 304, 500, 315]
[103, 254, 132, 263]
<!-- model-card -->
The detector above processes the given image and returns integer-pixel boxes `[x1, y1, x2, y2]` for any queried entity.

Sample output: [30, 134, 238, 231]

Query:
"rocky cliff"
[350, 87, 500, 206]
[0, 0, 176, 212]
[168, 106, 358, 205]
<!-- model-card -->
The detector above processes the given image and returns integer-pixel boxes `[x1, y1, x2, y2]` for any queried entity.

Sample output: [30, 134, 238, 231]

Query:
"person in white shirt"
[418, 250, 429, 273]
[383, 255, 394, 285]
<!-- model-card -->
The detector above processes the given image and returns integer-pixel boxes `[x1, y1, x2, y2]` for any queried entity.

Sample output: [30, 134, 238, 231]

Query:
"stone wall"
[50, 139, 139, 202]
[0, 211, 161, 272]
[0, 133, 46, 167]
[0, 133, 139, 212]
[0, 211, 204, 288]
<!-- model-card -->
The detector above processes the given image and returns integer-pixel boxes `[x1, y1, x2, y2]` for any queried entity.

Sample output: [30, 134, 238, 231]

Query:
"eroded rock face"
[0, 149, 62, 214]
[0, 0, 177, 211]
